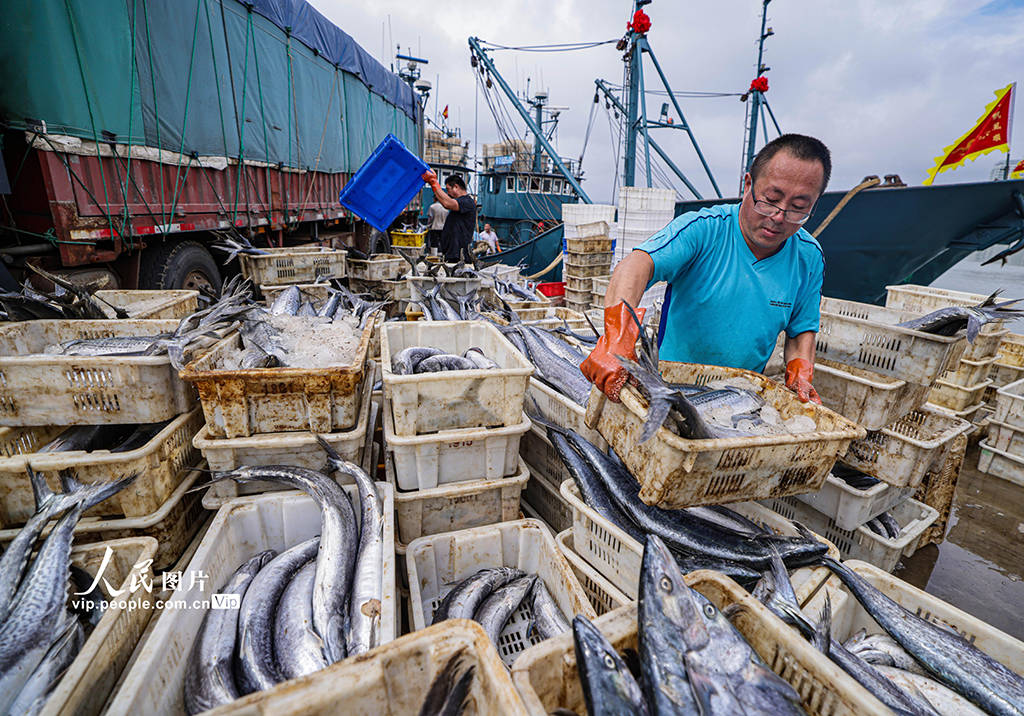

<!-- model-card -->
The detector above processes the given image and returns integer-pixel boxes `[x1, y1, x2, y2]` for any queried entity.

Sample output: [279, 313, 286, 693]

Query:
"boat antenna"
[739, 0, 783, 192]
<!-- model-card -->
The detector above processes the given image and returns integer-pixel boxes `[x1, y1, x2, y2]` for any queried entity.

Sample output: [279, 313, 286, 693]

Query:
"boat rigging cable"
[477, 39, 619, 52]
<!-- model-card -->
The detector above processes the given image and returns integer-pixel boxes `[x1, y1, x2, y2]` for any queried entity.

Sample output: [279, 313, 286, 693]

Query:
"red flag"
[1012, 157, 1024, 179]
[924, 83, 1015, 184]
[442, 105, 449, 120]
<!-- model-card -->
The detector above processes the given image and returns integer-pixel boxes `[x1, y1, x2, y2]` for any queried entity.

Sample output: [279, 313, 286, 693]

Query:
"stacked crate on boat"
[885, 284, 1005, 428]
[978, 376, 1024, 486]
[380, 320, 535, 546]
[0, 314, 209, 571]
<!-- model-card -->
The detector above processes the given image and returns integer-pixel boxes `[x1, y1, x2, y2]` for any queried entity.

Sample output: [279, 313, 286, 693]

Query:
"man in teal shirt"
[581, 133, 828, 404]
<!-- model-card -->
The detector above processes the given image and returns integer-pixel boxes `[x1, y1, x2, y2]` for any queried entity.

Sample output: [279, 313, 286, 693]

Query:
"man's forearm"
[783, 330, 816, 364]
[604, 250, 654, 310]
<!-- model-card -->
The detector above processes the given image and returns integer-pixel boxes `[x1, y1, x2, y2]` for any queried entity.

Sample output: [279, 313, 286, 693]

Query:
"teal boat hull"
[480, 223, 564, 282]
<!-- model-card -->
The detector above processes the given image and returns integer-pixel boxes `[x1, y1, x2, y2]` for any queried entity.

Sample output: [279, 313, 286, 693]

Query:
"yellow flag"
[924, 83, 1015, 185]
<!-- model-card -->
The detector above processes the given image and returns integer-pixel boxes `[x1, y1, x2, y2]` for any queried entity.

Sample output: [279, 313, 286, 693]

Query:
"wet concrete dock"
[895, 443, 1024, 640]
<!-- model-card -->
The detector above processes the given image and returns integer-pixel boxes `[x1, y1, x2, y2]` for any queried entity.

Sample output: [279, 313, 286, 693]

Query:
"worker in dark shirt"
[423, 171, 476, 262]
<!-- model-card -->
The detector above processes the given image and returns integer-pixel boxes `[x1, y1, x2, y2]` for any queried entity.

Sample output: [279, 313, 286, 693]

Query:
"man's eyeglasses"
[752, 198, 813, 225]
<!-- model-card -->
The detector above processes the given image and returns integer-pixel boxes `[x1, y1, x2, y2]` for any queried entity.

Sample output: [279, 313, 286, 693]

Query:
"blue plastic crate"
[338, 134, 429, 232]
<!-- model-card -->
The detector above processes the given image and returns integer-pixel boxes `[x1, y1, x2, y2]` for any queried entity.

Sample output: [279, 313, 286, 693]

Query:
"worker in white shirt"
[479, 223, 501, 254]
[426, 200, 449, 253]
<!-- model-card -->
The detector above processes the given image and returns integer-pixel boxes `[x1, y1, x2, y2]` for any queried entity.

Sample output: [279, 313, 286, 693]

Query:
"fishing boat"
[471, 1, 1024, 300]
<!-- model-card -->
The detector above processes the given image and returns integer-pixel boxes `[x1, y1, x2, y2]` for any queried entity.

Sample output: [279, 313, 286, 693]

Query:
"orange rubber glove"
[785, 357, 822, 404]
[580, 302, 646, 402]
[422, 170, 440, 190]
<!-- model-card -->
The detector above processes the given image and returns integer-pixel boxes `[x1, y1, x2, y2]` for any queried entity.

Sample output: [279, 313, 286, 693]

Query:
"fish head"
[639, 534, 710, 651]
[572, 616, 645, 712]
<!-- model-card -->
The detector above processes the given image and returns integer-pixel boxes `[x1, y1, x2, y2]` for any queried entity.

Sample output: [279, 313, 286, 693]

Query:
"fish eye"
[659, 575, 673, 592]
[603, 653, 616, 669]
[703, 603, 716, 618]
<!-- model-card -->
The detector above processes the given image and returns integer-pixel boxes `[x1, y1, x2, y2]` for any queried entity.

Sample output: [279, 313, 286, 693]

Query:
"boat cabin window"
[506, 176, 516, 193]
[543, 178, 552, 193]
[552, 179, 562, 194]
[529, 177, 541, 193]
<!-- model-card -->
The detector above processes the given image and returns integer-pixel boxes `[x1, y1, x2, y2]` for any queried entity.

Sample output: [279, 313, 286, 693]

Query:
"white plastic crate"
[385, 453, 529, 546]
[239, 246, 347, 286]
[884, 284, 1008, 348]
[565, 237, 613, 253]
[764, 496, 937, 573]
[527, 377, 608, 449]
[591, 276, 610, 300]
[561, 203, 616, 226]
[804, 560, 1024, 684]
[991, 360, 1024, 388]
[585, 362, 865, 508]
[107, 486, 396, 716]
[511, 578, 889, 716]
[196, 374, 372, 503]
[0, 409, 202, 526]
[0, 319, 197, 426]
[522, 465, 573, 534]
[961, 328, 1009, 362]
[993, 332, 1024, 383]
[563, 287, 592, 306]
[993, 376, 1024, 429]
[977, 437, 1024, 487]
[405, 519, 596, 666]
[563, 274, 594, 293]
[984, 418, 1024, 456]
[385, 398, 530, 489]
[479, 263, 521, 284]
[406, 275, 483, 305]
[793, 473, 915, 531]
[381, 321, 533, 435]
[184, 620, 529, 716]
[563, 221, 609, 241]
[617, 186, 675, 212]
[817, 297, 966, 386]
[515, 306, 589, 332]
[561, 480, 838, 603]
[615, 210, 674, 234]
[345, 253, 405, 282]
[842, 405, 972, 488]
[94, 289, 199, 320]
[554, 529, 631, 615]
[942, 354, 999, 387]
[813, 360, 931, 431]
[181, 333, 372, 439]
[928, 376, 992, 412]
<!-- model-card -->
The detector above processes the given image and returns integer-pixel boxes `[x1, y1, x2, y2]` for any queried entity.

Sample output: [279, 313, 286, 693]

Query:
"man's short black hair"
[749, 133, 831, 195]
[444, 174, 467, 191]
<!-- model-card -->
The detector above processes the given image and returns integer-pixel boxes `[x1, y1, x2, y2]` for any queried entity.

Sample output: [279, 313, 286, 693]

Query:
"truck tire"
[140, 240, 222, 293]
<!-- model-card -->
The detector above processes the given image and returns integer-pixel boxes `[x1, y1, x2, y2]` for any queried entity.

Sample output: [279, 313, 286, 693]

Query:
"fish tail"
[615, 355, 675, 442]
[812, 592, 833, 655]
[27, 466, 57, 513]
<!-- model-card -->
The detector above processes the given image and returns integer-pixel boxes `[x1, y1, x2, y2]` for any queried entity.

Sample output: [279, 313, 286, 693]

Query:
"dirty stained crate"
[515, 306, 589, 332]
[813, 359, 931, 431]
[94, 289, 199, 319]
[585, 361, 865, 508]
[764, 495, 938, 573]
[561, 480, 838, 603]
[511, 575, 894, 716]
[385, 452, 530, 546]
[565, 237, 613, 253]
[840, 405, 972, 488]
[562, 261, 611, 278]
[0, 408, 202, 527]
[405, 519, 596, 667]
[36, 537, 158, 716]
[107, 486, 397, 716]
[381, 320, 534, 435]
[181, 327, 373, 438]
[977, 437, 1024, 487]
[0, 319, 197, 426]
[928, 376, 992, 413]
[914, 431, 967, 547]
[941, 354, 999, 387]
[554, 529, 631, 615]
[992, 375, 1024, 429]
[817, 297, 966, 386]
[563, 274, 594, 293]
[793, 472, 915, 531]
[0, 467, 208, 573]
[522, 464, 573, 534]
[345, 253, 406, 282]
[240, 246, 347, 286]
[562, 286, 592, 306]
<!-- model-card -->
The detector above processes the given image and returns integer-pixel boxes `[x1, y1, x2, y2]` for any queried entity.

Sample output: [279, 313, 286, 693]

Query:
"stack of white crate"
[561, 204, 616, 312]
[612, 187, 676, 265]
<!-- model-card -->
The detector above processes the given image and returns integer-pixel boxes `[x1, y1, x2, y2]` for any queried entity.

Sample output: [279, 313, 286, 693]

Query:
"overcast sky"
[310, 0, 1024, 204]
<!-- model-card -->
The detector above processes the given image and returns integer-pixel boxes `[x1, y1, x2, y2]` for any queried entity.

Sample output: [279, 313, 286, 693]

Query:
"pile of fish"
[41, 275, 254, 369]
[431, 568, 570, 649]
[416, 280, 484, 321]
[863, 511, 902, 539]
[490, 277, 544, 305]
[188, 446, 383, 714]
[616, 303, 817, 441]
[218, 283, 379, 370]
[496, 315, 592, 406]
[391, 346, 499, 374]
[417, 650, 476, 716]
[831, 463, 882, 490]
[546, 422, 828, 585]
[756, 553, 1024, 715]
[0, 468, 136, 714]
[0, 264, 129, 321]
[572, 534, 807, 715]
[895, 291, 1024, 343]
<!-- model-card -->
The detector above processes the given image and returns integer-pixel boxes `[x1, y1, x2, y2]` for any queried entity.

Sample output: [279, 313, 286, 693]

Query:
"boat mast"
[467, 36, 591, 203]
[741, 0, 773, 191]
